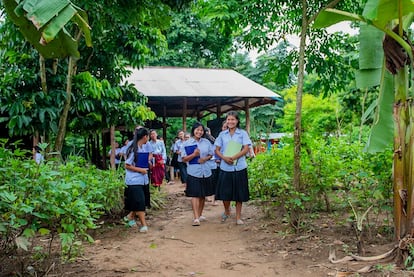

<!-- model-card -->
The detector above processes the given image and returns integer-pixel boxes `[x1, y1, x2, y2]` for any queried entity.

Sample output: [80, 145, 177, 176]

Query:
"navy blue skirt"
[215, 168, 249, 202]
[124, 185, 146, 212]
[185, 175, 215, 197]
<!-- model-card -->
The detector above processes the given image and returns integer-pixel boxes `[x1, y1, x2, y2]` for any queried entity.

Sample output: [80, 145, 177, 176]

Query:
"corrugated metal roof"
[126, 66, 280, 98]
[125, 66, 281, 118]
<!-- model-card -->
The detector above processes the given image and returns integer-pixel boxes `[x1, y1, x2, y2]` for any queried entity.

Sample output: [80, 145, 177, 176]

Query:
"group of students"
[122, 110, 252, 232]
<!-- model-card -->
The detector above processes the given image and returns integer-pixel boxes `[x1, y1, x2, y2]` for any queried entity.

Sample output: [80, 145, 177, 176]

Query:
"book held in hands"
[184, 144, 200, 164]
[224, 140, 243, 165]
[135, 152, 150, 169]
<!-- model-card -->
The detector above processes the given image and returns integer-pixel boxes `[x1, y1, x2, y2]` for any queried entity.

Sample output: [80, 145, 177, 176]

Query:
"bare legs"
[235, 201, 242, 221]
[126, 211, 147, 230]
[223, 200, 231, 217]
[222, 201, 243, 224]
[191, 197, 206, 219]
[136, 211, 147, 227]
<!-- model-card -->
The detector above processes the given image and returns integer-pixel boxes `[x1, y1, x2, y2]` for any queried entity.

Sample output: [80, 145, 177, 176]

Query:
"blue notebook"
[184, 145, 199, 164]
[135, 152, 149, 169]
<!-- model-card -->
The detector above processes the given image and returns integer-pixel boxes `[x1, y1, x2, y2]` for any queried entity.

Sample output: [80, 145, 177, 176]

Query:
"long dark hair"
[203, 127, 215, 144]
[127, 127, 149, 157]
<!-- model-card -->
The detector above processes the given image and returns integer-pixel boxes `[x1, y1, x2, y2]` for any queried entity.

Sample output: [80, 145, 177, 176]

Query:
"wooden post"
[183, 97, 187, 132]
[245, 99, 250, 134]
[163, 104, 167, 142]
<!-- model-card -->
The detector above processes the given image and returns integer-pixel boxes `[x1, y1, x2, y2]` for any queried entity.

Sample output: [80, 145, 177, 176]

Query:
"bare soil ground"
[2, 180, 412, 277]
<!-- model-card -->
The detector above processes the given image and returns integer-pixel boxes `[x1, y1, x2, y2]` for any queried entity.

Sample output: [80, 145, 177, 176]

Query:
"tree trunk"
[291, 0, 308, 229]
[393, 67, 411, 239]
[54, 57, 77, 154]
[109, 125, 116, 170]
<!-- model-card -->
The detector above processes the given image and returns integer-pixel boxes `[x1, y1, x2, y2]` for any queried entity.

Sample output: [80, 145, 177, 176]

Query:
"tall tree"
[197, 0, 362, 228]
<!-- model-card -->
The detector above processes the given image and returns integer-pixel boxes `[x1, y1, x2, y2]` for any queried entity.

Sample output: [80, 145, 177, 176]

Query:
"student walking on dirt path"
[149, 129, 167, 189]
[214, 111, 252, 225]
[182, 122, 215, 226]
[123, 127, 153, 233]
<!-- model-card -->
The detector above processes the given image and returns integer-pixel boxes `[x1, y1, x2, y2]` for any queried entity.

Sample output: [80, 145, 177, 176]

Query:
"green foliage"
[70, 72, 155, 133]
[149, 7, 235, 67]
[405, 244, 414, 270]
[3, 0, 92, 59]
[1, 0, 172, 143]
[248, 135, 392, 227]
[197, 0, 362, 94]
[0, 140, 125, 259]
[282, 88, 339, 136]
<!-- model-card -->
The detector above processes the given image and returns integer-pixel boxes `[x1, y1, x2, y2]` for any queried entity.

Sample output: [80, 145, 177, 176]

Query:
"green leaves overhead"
[363, 0, 414, 28]
[314, 0, 414, 30]
[3, 0, 92, 59]
[313, 8, 364, 28]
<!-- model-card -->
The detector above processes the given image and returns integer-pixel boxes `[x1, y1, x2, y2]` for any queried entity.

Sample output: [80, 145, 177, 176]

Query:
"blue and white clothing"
[35, 153, 44, 164]
[182, 137, 213, 178]
[149, 139, 167, 163]
[108, 147, 122, 165]
[125, 143, 153, 186]
[214, 128, 252, 172]
[173, 139, 186, 162]
[119, 143, 129, 158]
[206, 143, 218, 170]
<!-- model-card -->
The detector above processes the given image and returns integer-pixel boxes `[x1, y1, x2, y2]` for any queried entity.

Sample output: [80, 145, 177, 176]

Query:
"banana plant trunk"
[393, 67, 412, 240]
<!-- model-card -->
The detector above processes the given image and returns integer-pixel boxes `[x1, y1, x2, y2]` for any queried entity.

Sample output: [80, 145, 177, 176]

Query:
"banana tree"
[3, 0, 92, 153]
[315, 0, 414, 243]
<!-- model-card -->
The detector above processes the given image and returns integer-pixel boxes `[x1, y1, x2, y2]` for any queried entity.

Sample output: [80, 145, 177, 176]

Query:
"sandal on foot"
[126, 220, 136, 227]
[236, 219, 244, 225]
[199, 216, 207, 222]
[221, 213, 230, 223]
[192, 219, 201, 226]
[139, 226, 148, 233]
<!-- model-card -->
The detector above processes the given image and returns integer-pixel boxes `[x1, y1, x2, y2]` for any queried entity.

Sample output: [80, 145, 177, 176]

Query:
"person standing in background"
[149, 130, 167, 189]
[108, 141, 122, 169]
[204, 127, 219, 206]
[214, 111, 252, 225]
[33, 145, 44, 164]
[167, 137, 179, 184]
[173, 130, 188, 189]
[119, 138, 130, 162]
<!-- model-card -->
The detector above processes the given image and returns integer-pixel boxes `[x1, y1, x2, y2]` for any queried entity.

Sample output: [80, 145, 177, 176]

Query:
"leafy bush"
[0, 140, 125, 259]
[248, 135, 392, 227]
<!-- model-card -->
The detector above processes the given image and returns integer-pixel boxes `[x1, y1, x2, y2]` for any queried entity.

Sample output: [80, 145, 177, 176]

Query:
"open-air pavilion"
[125, 66, 282, 138]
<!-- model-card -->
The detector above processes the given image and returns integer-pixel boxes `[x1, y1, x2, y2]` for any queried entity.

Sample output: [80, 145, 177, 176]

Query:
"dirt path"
[63, 181, 387, 277]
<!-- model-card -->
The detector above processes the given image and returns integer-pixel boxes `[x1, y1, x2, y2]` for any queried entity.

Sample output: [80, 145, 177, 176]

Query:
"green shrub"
[248, 135, 392, 228]
[0, 140, 125, 259]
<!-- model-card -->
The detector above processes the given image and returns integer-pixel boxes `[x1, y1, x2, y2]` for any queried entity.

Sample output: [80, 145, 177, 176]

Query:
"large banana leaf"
[3, 0, 91, 59]
[314, 0, 414, 29]
[355, 25, 384, 88]
[363, 0, 414, 28]
[364, 69, 394, 152]
[357, 24, 394, 152]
